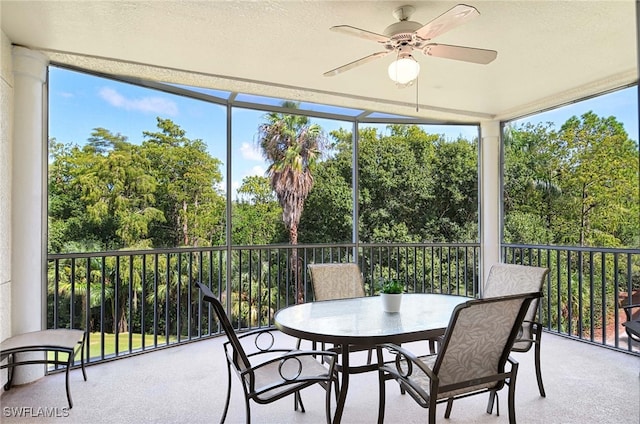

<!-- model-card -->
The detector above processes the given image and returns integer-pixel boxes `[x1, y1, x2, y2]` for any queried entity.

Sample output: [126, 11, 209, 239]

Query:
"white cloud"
[249, 165, 266, 176]
[58, 91, 74, 98]
[99, 87, 178, 116]
[239, 142, 263, 161]
[230, 165, 267, 199]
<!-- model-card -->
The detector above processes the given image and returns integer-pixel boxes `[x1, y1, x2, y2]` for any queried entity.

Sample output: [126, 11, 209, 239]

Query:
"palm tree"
[257, 101, 325, 304]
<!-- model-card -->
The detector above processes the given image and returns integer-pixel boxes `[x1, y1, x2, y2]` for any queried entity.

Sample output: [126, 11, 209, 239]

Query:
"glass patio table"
[274, 293, 469, 423]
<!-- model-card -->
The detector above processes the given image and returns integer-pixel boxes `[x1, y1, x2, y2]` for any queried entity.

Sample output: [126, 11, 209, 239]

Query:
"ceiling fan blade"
[330, 25, 390, 43]
[323, 51, 391, 77]
[423, 43, 497, 64]
[414, 4, 479, 41]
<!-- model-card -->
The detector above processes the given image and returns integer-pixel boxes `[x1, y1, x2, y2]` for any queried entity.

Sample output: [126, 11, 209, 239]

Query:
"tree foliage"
[142, 118, 225, 247]
[49, 119, 226, 251]
[233, 175, 285, 245]
[300, 124, 478, 244]
[504, 112, 639, 247]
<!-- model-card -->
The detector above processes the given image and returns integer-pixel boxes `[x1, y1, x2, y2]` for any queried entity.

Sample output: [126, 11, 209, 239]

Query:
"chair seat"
[398, 354, 500, 400]
[249, 353, 334, 401]
[623, 320, 640, 340]
[621, 303, 640, 344]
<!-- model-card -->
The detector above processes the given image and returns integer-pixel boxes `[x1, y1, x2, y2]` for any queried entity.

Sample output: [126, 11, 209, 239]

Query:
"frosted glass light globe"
[387, 57, 420, 84]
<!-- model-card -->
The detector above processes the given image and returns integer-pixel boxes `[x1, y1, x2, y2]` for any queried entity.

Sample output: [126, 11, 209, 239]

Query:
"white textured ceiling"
[1, 1, 637, 123]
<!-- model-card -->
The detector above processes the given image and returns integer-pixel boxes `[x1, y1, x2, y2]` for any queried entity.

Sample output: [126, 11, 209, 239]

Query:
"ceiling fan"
[323, 4, 497, 86]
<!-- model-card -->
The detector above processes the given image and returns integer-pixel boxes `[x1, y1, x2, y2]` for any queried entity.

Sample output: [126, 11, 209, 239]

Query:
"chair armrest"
[376, 343, 438, 406]
[507, 355, 520, 368]
[514, 320, 542, 345]
[235, 327, 278, 342]
[621, 303, 640, 321]
[225, 327, 283, 353]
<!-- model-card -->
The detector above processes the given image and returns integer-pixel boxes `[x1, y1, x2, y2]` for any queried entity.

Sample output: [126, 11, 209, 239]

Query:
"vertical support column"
[479, 120, 502, 292]
[351, 121, 359, 262]
[11, 46, 48, 384]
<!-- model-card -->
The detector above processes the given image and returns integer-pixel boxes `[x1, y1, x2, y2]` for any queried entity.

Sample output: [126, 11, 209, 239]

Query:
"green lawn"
[48, 332, 178, 362]
[86, 332, 178, 358]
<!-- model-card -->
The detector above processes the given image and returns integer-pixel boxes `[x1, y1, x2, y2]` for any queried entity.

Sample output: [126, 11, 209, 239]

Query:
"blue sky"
[511, 87, 639, 139]
[49, 67, 638, 197]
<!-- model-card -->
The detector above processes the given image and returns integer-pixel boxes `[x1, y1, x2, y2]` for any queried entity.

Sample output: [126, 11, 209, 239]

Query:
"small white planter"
[381, 293, 402, 313]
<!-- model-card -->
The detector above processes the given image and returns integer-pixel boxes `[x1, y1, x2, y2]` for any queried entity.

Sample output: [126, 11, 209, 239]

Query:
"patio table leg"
[333, 343, 350, 423]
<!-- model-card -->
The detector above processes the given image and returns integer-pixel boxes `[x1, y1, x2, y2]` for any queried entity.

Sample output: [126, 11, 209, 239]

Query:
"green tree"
[428, 137, 478, 242]
[142, 118, 225, 247]
[556, 112, 639, 247]
[503, 122, 562, 244]
[301, 125, 479, 244]
[232, 175, 285, 245]
[299, 127, 354, 243]
[299, 161, 353, 243]
[49, 138, 89, 252]
[256, 102, 326, 303]
[47, 240, 109, 330]
[504, 113, 639, 248]
[72, 128, 165, 247]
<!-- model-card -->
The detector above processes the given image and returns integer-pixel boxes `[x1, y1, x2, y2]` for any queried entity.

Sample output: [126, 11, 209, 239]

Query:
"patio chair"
[621, 303, 640, 345]
[483, 263, 549, 399]
[308, 262, 366, 300]
[306, 262, 372, 363]
[195, 282, 338, 424]
[376, 291, 540, 424]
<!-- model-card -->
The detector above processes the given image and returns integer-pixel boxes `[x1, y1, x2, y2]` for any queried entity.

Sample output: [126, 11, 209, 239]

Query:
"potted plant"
[379, 278, 404, 313]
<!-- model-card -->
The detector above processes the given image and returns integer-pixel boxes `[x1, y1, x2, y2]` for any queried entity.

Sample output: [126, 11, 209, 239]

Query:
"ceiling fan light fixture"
[387, 55, 420, 84]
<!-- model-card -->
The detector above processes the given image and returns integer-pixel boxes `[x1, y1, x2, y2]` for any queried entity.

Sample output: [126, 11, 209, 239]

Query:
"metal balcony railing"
[47, 242, 639, 368]
[502, 244, 640, 352]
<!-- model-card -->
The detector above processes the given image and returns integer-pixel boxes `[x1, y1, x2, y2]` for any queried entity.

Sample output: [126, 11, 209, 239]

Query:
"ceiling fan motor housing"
[383, 20, 423, 40]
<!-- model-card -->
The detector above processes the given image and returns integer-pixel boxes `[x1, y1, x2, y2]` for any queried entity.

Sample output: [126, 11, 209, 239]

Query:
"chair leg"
[4, 353, 14, 391]
[377, 372, 386, 424]
[534, 335, 546, 397]
[220, 363, 233, 424]
[294, 391, 306, 413]
[444, 398, 454, 418]
[486, 390, 496, 414]
[428, 396, 437, 424]
[80, 333, 88, 381]
[325, 379, 333, 424]
[65, 354, 74, 409]
[244, 396, 252, 424]
[508, 362, 519, 424]
[486, 390, 501, 415]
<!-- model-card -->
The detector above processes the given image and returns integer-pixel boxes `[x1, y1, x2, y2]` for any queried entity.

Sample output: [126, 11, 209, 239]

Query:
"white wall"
[9, 45, 48, 384]
[0, 34, 49, 385]
[0, 28, 15, 385]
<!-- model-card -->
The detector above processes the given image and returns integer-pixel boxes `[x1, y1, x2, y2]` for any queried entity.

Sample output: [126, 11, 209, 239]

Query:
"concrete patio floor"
[1, 332, 638, 424]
